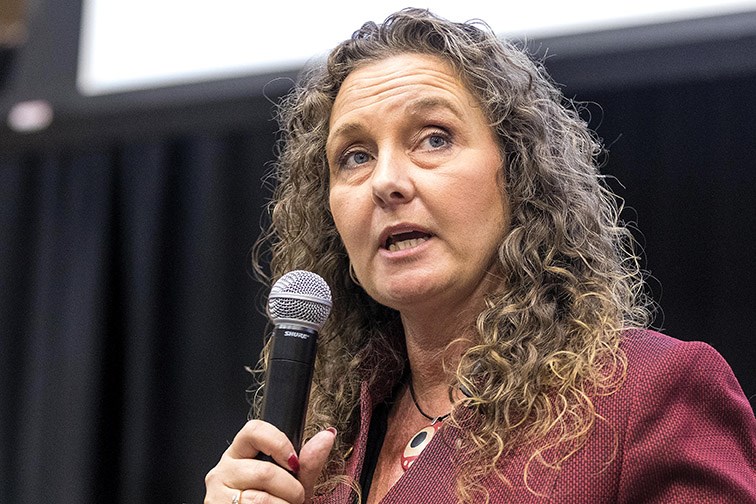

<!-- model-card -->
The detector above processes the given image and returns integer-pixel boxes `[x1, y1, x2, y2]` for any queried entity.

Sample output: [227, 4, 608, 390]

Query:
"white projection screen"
[77, 0, 756, 96]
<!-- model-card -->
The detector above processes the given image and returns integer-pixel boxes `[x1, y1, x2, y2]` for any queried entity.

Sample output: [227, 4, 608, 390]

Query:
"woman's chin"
[368, 279, 445, 313]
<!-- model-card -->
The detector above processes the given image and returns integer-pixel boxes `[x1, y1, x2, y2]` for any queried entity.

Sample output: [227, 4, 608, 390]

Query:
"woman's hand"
[204, 420, 336, 504]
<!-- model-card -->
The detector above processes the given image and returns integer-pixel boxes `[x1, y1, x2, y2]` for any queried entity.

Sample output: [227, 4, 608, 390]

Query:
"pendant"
[401, 418, 444, 471]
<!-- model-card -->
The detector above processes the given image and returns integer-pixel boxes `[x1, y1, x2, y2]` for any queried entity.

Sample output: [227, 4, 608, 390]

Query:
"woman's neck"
[399, 313, 474, 416]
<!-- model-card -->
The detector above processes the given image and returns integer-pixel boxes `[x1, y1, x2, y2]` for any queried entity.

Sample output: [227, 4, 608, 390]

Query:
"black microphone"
[257, 270, 332, 459]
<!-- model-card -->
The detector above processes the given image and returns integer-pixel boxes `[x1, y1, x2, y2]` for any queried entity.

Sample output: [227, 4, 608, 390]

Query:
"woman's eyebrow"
[326, 122, 365, 152]
[329, 121, 363, 140]
[406, 96, 465, 120]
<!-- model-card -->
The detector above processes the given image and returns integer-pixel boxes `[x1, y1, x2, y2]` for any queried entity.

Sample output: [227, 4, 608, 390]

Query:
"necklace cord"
[408, 379, 451, 422]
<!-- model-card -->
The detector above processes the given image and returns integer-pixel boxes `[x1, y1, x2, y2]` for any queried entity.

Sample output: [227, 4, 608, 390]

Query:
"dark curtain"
[582, 74, 756, 397]
[1, 74, 754, 503]
[1, 126, 277, 502]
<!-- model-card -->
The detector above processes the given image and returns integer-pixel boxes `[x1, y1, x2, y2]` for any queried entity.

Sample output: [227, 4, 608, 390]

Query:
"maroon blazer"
[313, 330, 756, 503]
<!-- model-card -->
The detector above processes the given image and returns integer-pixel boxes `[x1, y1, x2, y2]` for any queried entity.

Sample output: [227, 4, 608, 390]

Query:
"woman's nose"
[371, 150, 415, 208]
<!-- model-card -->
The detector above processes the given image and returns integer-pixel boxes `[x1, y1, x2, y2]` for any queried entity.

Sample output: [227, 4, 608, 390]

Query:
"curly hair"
[252, 8, 651, 503]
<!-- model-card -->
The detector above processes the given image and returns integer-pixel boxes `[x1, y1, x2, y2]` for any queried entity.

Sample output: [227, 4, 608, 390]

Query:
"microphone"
[257, 270, 332, 458]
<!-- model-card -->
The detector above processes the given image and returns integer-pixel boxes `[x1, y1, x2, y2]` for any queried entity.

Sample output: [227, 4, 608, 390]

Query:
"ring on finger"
[231, 489, 243, 504]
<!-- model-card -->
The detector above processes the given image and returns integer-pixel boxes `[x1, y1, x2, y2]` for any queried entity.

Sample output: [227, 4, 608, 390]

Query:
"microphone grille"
[267, 270, 332, 330]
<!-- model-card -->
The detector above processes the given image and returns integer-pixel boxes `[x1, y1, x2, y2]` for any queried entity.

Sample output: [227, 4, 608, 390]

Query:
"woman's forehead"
[329, 54, 477, 127]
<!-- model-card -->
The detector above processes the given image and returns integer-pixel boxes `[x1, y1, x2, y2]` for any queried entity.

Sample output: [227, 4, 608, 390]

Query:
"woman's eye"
[427, 134, 447, 148]
[352, 152, 370, 164]
[340, 150, 372, 169]
[420, 131, 451, 151]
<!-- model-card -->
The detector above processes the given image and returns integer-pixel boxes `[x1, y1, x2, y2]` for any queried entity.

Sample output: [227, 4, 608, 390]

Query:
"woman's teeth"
[388, 237, 428, 252]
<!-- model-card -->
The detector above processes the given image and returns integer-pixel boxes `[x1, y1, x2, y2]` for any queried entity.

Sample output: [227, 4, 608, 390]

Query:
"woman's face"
[327, 53, 510, 315]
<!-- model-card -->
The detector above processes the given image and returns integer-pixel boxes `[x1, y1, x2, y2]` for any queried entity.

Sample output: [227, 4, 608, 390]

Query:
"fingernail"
[326, 427, 337, 436]
[287, 453, 300, 473]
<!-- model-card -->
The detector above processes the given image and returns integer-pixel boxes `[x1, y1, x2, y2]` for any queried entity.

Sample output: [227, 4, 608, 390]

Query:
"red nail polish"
[288, 454, 300, 473]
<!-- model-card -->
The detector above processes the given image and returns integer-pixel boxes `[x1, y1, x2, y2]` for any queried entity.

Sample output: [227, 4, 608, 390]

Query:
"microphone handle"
[256, 325, 318, 461]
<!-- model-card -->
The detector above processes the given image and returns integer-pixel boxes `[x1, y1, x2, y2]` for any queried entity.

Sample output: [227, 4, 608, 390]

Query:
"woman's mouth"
[384, 231, 432, 252]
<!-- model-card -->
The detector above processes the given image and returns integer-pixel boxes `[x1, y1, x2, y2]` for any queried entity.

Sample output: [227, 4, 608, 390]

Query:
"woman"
[205, 9, 756, 504]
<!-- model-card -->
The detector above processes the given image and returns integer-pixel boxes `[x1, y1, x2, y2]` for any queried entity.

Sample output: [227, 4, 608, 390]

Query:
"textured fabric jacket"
[312, 330, 756, 503]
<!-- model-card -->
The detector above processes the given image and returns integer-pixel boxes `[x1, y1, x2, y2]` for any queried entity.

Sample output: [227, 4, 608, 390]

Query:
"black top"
[357, 401, 389, 502]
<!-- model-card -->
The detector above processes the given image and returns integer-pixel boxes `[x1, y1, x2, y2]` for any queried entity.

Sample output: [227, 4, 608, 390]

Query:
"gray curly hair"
[253, 8, 650, 502]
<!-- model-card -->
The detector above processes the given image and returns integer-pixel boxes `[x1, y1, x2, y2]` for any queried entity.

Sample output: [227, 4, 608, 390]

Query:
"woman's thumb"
[298, 427, 337, 501]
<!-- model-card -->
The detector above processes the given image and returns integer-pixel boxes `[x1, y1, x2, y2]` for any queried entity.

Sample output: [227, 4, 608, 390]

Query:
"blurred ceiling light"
[7, 99, 54, 132]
